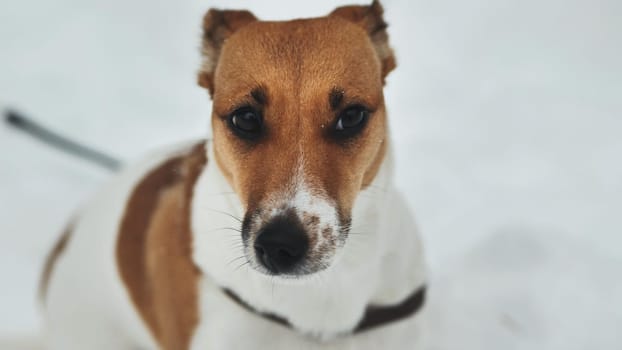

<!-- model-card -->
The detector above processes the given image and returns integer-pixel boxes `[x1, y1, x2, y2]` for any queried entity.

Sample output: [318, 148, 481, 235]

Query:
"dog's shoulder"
[115, 140, 206, 349]
[43, 140, 208, 350]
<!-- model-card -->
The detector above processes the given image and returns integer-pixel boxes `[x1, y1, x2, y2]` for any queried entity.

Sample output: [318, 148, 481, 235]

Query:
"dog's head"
[198, 1, 395, 277]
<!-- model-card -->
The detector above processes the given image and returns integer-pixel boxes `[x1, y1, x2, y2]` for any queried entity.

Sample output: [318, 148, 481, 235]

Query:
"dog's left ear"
[330, 0, 396, 82]
[198, 9, 258, 96]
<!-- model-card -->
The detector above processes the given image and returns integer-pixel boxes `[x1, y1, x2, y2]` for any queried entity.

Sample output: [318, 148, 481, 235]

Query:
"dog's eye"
[228, 108, 263, 139]
[335, 106, 369, 135]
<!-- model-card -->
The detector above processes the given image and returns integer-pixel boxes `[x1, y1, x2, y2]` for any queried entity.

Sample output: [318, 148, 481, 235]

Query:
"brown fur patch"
[198, 2, 395, 219]
[116, 142, 206, 350]
[303, 213, 321, 247]
[208, 16, 389, 216]
[303, 214, 320, 227]
[39, 224, 73, 301]
[322, 226, 333, 240]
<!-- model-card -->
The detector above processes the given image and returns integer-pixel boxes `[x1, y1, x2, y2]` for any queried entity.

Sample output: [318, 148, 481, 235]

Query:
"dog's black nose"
[254, 214, 309, 274]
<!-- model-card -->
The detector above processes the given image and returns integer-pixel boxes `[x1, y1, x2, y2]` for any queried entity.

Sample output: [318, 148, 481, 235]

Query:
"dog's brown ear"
[330, 0, 396, 82]
[198, 9, 258, 96]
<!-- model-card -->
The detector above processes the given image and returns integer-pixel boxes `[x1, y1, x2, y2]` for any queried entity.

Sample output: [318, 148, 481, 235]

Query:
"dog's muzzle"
[241, 189, 348, 277]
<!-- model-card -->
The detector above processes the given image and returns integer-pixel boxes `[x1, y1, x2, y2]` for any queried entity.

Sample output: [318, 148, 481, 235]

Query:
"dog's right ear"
[198, 9, 258, 96]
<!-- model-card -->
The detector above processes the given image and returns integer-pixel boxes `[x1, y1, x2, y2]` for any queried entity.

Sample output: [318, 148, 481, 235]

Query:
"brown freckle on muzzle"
[303, 213, 320, 227]
[322, 226, 333, 240]
[302, 213, 321, 248]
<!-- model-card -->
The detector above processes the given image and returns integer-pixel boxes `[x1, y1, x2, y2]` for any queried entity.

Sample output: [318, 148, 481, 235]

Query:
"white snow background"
[0, 0, 620, 348]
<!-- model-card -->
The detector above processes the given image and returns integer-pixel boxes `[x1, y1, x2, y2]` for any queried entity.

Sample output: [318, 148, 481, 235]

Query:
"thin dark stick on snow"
[4, 109, 122, 171]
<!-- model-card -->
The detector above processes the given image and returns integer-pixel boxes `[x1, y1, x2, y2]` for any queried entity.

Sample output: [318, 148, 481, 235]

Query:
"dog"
[40, 1, 427, 349]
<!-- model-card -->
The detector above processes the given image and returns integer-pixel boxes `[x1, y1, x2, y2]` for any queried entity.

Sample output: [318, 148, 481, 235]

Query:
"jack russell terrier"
[40, 1, 427, 349]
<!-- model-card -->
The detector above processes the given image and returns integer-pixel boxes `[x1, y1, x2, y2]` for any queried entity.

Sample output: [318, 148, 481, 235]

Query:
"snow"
[0, 0, 620, 348]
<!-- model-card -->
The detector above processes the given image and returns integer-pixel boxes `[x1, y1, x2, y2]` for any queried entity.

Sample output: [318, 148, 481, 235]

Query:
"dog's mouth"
[240, 207, 350, 277]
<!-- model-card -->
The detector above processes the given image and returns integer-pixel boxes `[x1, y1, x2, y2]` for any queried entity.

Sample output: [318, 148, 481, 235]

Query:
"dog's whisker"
[225, 236, 240, 242]
[226, 255, 247, 267]
[233, 260, 251, 272]
[228, 241, 245, 249]
[347, 231, 369, 236]
[204, 208, 243, 223]
[205, 227, 242, 234]
[224, 237, 242, 246]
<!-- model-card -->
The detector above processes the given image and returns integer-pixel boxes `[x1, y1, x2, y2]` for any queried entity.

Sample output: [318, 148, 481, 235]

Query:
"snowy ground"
[1, 0, 620, 348]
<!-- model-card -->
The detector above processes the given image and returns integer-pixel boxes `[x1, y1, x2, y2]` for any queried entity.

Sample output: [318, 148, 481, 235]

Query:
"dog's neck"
[191, 141, 426, 339]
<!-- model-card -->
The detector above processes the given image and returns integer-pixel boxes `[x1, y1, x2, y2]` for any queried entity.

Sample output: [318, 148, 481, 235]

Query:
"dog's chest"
[190, 278, 426, 350]
[111, 141, 425, 349]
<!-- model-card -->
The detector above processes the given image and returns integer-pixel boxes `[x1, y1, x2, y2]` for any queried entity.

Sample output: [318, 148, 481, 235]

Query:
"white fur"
[44, 140, 427, 349]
